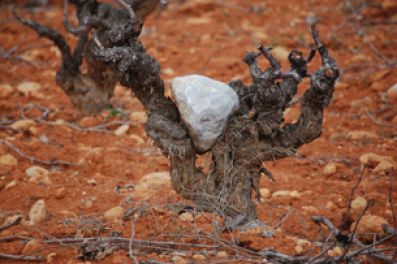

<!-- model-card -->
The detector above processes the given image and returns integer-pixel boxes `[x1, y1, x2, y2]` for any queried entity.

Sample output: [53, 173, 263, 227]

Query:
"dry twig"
[0, 140, 79, 166]
[0, 253, 45, 261]
[129, 220, 139, 264]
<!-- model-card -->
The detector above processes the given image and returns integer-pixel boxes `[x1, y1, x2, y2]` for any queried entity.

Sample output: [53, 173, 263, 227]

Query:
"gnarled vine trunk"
[16, 0, 339, 225]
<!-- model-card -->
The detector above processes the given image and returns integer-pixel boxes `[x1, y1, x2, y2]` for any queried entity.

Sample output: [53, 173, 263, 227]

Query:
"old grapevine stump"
[17, 0, 339, 225]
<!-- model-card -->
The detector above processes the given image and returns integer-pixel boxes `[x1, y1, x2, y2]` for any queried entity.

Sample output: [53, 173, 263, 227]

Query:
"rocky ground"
[0, 0, 396, 263]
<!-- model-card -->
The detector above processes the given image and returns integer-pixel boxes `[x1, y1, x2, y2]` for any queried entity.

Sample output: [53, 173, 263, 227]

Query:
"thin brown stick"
[388, 171, 397, 261]
[388, 172, 396, 230]
[129, 220, 139, 264]
[382, 225, 396, 235]
[38, 119, 132, 134]
[0, 235, 31, 243]
[340, 199, 374, 260]
[345, 234, 394, 259]
[366, 112, 397, 128]
[308, 216, 339, 264]
[0, 45, 37, 66]
[0, 253, 45, 261]
[1, 140, 79, 166]
[261, 248, 309, 262]
[273, 208, 294, 230]
[20, 104, 49, 121]
[340, 166, 366, 231]
[43, 236, 221, 249]
[311, 216, 340, 237]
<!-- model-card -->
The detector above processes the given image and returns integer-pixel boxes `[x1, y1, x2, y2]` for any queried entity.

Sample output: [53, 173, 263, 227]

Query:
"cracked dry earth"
[0, 0, 396, 263]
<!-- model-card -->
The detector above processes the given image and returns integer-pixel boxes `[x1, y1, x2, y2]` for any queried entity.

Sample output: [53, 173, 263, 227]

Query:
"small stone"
[350, 54, 370, 63]
[172, 74, 239, 153]
[104, 206, 125, 222]
[355, 215, 388, 234]
[271, 46, 289, 61]
[46, 252, 57, 263]
[86, 179, 97, 186]
[259, 188, 271, 200]
[371, 69, 392, 83]
[240, 221, 272, 235]
[3, 215, 23, 226]
[272, 190, 301, 199]
[326, 201, 335, 209]
[22, 239, 45, 255]
[216, 251, 228, 258]
[5, 180, 17, 190]
[290, 190, 301, 198]
[386, 83, 397, 104]
[335, 82, 348, 90]
[114, 124, 130, 136]
[0, 83, 14, 98]
[359, 153, 395, 174]
[179, 212, 194, 222]
[392, 115, 397, 125]
[323, 162, 337, 175]
[29, 126, 38, 136]
[347, 131, 377, 141]
[296, 239, 311, 247]
[295, 245, 304, 254]
[79, 117, 100, 128]
[130, 134, 145, 144]
[171, 251, 189, 257]
[350, 97, 373, 113]
[59, 210, 77, 218]
[133, 171, 171, 199]
[327, 246, 344, 257]
[41, 70, 56, 78]
[192, 254, 206, 261]
[16, 82, 41, 96]
[0, 154, 18, 168]
[359, 153, 393, 167]
[163, 68, 175, 75]
[29, 199, 48, 224]
[81, 199, 94, 209]
[383, 0, 397, 9]
[39, 134, 49, 144]
[11, 119, 36, 130]
[26, 166, 52, 186]
[186, 17, 212, 25]
[55, 119, 64, 125]
[370, 81, 385, 91]
[170, 256, 187, 264]
[140, 172, 170, 185]
[130, 111, 147, 125]
[385, 209, 392, 217]
[302, 206, 320, 214]
[54, 187, 66, 199]
[351, 196, 367, 209]
[373, 160, 395, 174]
[111, 254, 130, 264]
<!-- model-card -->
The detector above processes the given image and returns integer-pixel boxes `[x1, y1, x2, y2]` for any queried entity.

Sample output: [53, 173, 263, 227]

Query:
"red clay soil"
[0, 0, 396, 263]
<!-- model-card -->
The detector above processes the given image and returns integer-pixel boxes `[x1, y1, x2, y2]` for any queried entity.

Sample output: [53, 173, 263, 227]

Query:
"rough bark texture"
[16, 0, 339, 225]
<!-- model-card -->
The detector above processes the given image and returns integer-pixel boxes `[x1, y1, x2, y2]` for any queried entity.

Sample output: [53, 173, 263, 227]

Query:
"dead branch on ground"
[261, 168, 396, 264]
[0, 140, 79, 166]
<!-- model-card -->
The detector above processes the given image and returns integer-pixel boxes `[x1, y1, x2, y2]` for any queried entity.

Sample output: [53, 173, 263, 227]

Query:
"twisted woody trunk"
[15, 0, 339, 225]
